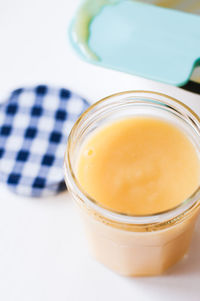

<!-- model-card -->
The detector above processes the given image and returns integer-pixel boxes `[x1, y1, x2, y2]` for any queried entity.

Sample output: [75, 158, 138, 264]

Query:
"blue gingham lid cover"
[0, 85, 89, 197]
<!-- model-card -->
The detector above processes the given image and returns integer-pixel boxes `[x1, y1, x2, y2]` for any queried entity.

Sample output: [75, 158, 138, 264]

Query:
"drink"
[64, 91, 200, 276]
[77, 117, 200, 215]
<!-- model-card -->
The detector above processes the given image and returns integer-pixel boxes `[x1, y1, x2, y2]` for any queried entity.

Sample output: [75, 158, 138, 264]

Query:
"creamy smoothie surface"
[77, 117, 200, 215]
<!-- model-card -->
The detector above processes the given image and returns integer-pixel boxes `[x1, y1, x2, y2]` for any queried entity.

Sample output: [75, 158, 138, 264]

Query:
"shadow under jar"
[64, 91, 200, 276]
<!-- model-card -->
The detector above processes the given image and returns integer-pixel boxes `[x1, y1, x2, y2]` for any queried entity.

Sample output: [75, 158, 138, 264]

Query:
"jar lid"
[0, 85, 89, 197]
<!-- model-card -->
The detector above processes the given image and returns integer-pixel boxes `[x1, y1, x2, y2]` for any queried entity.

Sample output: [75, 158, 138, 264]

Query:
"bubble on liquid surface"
[84, 148, 94, 156]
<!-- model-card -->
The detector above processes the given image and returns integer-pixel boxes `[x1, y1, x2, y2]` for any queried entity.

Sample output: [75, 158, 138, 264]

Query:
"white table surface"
[0, 1, 200, 300]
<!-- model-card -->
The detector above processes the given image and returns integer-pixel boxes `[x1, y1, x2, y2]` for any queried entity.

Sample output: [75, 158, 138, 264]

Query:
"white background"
[0, 1, 200, 300]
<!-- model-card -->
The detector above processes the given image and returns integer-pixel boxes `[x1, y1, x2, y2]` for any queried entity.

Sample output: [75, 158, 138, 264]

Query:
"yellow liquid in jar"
[77, 117, 200, 215]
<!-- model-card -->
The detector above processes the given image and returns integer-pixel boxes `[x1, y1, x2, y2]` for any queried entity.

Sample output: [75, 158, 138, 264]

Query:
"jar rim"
[64, 90, 200, 226]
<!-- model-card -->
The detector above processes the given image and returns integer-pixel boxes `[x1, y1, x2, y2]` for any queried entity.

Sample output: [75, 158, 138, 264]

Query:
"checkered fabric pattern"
[0, 85, 89, 197]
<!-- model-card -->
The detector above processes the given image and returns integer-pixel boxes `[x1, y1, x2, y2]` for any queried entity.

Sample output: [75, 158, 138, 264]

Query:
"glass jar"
[64, 91, 200, 276]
